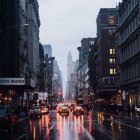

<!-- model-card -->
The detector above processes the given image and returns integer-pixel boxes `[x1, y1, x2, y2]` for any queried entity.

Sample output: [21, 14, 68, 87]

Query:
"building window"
[109, 59, 115, 64]
[108, 16, 115, 25]
[110, 69, 116, 74]
[109, 49, 115, 54]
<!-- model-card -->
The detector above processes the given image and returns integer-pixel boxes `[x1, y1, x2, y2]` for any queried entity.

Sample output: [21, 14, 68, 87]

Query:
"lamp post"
[0, 24, 29, 33]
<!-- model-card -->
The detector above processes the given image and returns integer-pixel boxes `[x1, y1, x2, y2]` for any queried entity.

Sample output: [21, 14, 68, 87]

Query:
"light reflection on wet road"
[27, 111, 140, 140]
[1, 111, 140, 140]
[27, 111, 96, 140]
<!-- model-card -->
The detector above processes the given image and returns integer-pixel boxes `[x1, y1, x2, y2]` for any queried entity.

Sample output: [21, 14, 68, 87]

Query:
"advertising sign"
[0, 78, 25, 85]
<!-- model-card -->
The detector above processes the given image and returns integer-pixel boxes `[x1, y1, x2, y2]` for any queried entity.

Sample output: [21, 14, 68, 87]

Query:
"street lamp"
[0, 24, 29, 33]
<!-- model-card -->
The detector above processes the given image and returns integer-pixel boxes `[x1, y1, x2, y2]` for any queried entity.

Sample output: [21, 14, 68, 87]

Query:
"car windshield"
[34, 106, 39, 109]
[62, 106, 67, 108]
[76, 106, 82, 109]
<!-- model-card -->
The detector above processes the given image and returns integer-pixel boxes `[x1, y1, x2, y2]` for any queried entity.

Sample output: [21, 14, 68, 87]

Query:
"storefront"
[0, 78, 35, 107]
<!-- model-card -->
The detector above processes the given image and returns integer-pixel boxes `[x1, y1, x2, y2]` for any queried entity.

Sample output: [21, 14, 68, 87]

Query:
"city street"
[1, 111, 140, 140]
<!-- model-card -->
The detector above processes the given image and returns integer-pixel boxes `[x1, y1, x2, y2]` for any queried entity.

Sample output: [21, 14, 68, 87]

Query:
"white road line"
[112, 119, 140, 131]
[43, 124, 56, 140]
[18, 134, 26, 140]
[79, 123, 95, 140]
[49, 124, 55, 130]
[83, 127, 95, 140]
[18, 117, 29, 122]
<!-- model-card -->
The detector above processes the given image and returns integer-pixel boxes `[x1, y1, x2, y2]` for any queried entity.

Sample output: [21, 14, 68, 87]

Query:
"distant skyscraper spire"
[68, 51, 72, 63]
[66, 51, 73, 99]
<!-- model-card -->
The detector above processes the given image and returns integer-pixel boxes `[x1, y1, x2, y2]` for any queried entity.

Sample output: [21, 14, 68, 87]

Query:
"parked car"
[40, 106, 49, 115]
[73, 106, 84, 115]
[0, 106, 17, 133]
[59, 106, 69, 116]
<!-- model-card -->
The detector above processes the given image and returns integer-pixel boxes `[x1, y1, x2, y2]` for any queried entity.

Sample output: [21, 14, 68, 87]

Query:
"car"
[28, 108, 34, 117]
[59, 106, 69, 116]
[57, 104, 64, 113]
[40, 106, 49, 115]
[0, 106, 17, 133]
[32, 106, 42, 118]
[73, 106, 84, 115]
[70, 104, 75, 112]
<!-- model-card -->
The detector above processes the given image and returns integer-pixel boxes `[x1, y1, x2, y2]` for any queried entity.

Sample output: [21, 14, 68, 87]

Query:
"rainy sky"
[38, 0, 121, 93]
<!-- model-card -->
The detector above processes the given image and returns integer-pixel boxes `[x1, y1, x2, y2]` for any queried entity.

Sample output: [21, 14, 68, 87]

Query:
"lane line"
[82, 127, 95, 140]
[43, 124, 56, 140]
[78, 122, 95, 140]
[18, 134, 26, 140]
[49, 124, 55, 130]
[111, 119, 140, 131]
[18, 116, 29, 122]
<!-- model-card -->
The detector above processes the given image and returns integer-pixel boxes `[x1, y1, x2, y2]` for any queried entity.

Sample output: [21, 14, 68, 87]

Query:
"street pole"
[0, 24, 29, 33]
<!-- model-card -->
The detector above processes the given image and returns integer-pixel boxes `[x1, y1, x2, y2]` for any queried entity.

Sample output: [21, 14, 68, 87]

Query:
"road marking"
[42, 124, 56, 140]
[111, 119, 140, 131]
[18, 134, 26, 140]
[83, 127, 95, 140]
[49, 124, 55, 130]
[18, 116, 29, 122]
[78, 122, 95, 140]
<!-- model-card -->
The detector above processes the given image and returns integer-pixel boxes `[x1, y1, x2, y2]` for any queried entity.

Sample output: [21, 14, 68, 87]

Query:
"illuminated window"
[109, 59, 115, 63]
[110, 69, 113, 74]
[108, 16, 115, 25]
[109, 49, 115, 54]
[110, 69, 116, 74]
[114, 69, 116, 74]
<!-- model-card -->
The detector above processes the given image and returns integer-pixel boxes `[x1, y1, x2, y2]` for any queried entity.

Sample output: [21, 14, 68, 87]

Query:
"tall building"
[116, 0, 140, 107]
[0, 0, 28, 78]
[53, 61, 63, 101]
[43, 44, 52, 58]
[66, 51, 73, 99]
[69, 59, 79, 100]
[27, 0, 40, 89]
[38, 43, 45, 92]
[0, 0, 32, 105]
[0, 0, 41, 106]
[77, 38, 95, 104]
[88, 38, 97, 92]
[96, 8, 118, 105]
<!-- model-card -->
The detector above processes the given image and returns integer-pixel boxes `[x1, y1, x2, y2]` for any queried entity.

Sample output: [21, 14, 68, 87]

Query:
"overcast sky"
[38, 0, 121, 93]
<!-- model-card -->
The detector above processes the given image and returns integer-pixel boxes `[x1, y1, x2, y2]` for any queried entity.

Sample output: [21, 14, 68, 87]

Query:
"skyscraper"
[43, 44, 52, 58]
[66, 51, 73, 99]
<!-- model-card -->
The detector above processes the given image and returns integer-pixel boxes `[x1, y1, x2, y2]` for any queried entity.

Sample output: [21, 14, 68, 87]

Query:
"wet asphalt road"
[0, 111, 140, 140]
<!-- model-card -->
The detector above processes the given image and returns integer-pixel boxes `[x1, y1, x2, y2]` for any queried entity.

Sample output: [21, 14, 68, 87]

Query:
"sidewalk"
[103, 111, 139, 120]
[90, 109, 140, 120]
